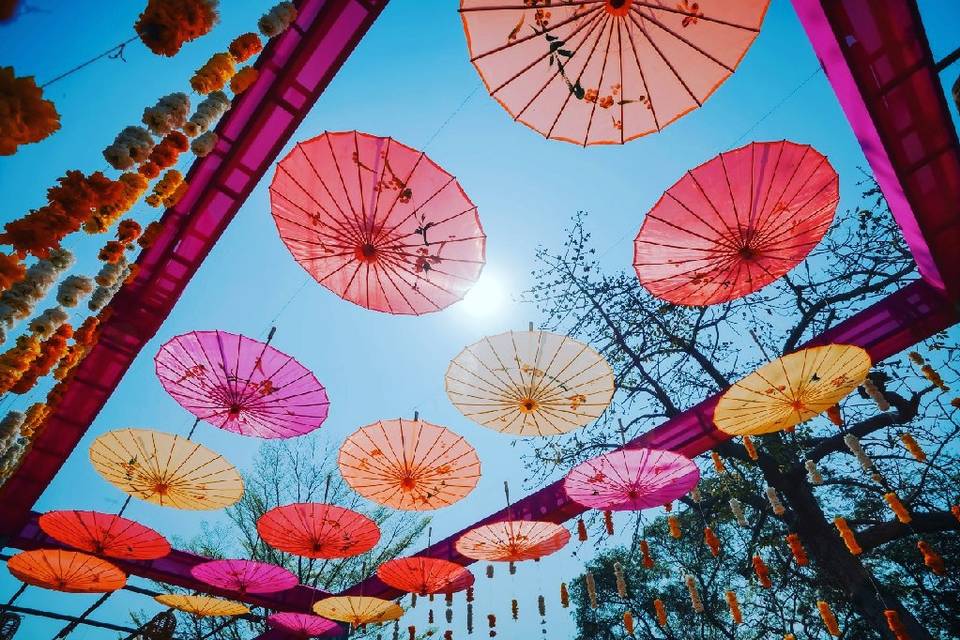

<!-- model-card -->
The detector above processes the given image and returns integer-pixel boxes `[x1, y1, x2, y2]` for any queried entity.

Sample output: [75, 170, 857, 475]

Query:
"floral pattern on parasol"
[256, 503, 381, 559]
[455, 520, 570, 562]
[38, 510, 171, 560]
[7, 549, 126, 593]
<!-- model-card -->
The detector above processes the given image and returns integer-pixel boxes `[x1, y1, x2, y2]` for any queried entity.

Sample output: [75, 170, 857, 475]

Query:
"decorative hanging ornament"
[256, 503, 380, 558]
[191, 559, 298, 594]
[456, 521, 570, 562]
[714, 345, 871, 435]
[38, 510, 170, 560]
[312, 597, 404, 627]
[563, 448, 699, 510]
[377, 557, 475, 595]
[270, 130, 486, 314]
[6, 549, 125, 593]
[268, 612, 341, 638]
[155, 593, 250, 617]
[445, 330, 614, 436]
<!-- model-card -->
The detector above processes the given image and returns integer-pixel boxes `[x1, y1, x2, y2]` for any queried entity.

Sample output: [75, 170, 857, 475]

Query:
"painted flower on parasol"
[38, 510, 171, 560]
[456, 521, 570, 562]
[633, 141, 839, 306]
[191, 559, 298, 594]
[88, 428, 244, 510]
[155, 330, 330, 439]
[268, 612, 342, 638]
[445, 329, 614, 436]
[460, 0, 769, 145]
[338, 418, 481, 511]
[7, 549, 126, 593]
[312, 596, 404, 627]
[155, 593, 250, 617]
[714, 344, 871, 436]
[564, 448, 699, 511]
[256, 503, 380, 559]
[269, 130, 486, 314]
[377, 557, 475, 595]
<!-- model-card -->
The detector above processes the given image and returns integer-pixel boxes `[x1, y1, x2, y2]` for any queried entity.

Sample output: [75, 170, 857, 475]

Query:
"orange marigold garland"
[0, 253, 25, 293]
[684, 575, 703, 613]
[667, 515, 681, 539]
[559, 582, 569, 608]
[951, 505, 960, 523]
[576, 517, 588, 541]
[146, 169, 185, 207]
[653, 598, 667, 626]
[230, 66, 259, 94]
[138, 221, 163, 249]
[0, 66, 60, 156]
[917, 540, 945, 576]
[103, 126, 155, 171]
[883, 492, 911, 524]
[711, 451, 726, 473]
[742, 435, 758, 461]
[817, 601, 841, 637]
[834, 517, 862, 555]
[259, 2, 298, 38]
[0, 334, 40, 394]
[585, 572, 597, 609]
[190, 52, 236, 95]
[604, 510, 614, 536]
[142, 92, 190, 135]
[135, 0, 219, 57]
[725, 590, 742, 624]
[786, 533, 808, 566]
[0, 249, 73, 341]
[148, 130, 190, 169]
[752, 555, 772, 588]
[510, 599, 518, 620]
[487, 614, 496, 638]
[229, 33, 263, 61]
[884, 610, 910, 640]
[899, 433, 926, 462]
[10, 323, 71, 394]
[623, 611, 634, 636]
[84, 172, 149, 234]
[613, 562, 627, 598]
[704, 526, 720, 557]
[639, 540, 654, 569]
[826, 404, 843, 426]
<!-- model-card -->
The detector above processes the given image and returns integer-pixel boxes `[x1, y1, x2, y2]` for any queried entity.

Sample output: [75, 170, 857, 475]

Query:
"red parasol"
[377, 557, 475, 595]
[190, 559, 299, 594]
[256, 503, 381, 559]
[633, 141, 839, 305]
[38, 510, 171, 561]
[155, 330, 330, 439]
[7, 549, 126, 593]
[563, 448, 700, 511]
[268, 612, 341, 638]
[269, 130, 486, 314]
[456, 521, 570, 562]
[461, 0, 769, 145]
[338, 418, 481, 511]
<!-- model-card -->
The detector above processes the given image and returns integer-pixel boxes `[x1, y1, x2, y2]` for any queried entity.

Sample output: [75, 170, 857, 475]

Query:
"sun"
[458, 271, 507, 317]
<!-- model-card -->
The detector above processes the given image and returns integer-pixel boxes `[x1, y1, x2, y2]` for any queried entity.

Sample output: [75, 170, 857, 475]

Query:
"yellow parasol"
[154, 594, 250, 617]
[312, 596, 404, 627]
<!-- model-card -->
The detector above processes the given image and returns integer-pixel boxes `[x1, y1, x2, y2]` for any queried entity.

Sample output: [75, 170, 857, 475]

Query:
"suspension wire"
[40, 35, 139, 89]
[51, 591, 112, 639]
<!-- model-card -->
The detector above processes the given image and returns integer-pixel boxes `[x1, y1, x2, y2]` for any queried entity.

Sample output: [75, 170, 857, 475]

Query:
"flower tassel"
[623, 611, 635, 636]
[883, 492, 912, 523]
[834, 517, 862, 555]
[614, 561, 628, 598]
[884, 610, 910, 640]
[511, 599, 518, 621]
[742, 435, 759, 460]
[899, 433, 926, 462]
[805, 459, 823, 485]
[704, 526, 721, 557]
[725, 590, 742, 624]
[560, 582, 569, 608]
[604, 510, 614, 536]
[640, 540, 654, 569]
[817, 601, 841, 637]
[487, 614, 496, 638]
[729, 498, 748, 527]
[918, 540, 946, 575]
[843, 434, 875, 472]
[711, 451, 727, 473]
[863, 378, 890, 411]
[786, 533, 809, 566]
[585, 571, 597, 609]
[668, 515, 681, 539]
[685, 575, 704, 613]
[653, 599, 668, 626]
[766, 486, 786, 516]
[752, 555, 772, 588]
[826, 404, 843, 426]
[577, 517, 588, 542]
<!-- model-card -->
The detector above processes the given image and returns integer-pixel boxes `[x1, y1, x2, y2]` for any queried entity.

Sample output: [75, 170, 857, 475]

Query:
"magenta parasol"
[268, 612, 341, 637]
[190, 559, 299, 594]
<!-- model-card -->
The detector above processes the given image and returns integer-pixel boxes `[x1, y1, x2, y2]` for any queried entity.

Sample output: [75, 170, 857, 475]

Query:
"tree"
[521, 181, 960, 640]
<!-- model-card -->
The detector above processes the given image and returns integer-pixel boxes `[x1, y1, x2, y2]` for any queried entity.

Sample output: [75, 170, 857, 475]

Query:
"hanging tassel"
[668, 515, 682, 539]
[446, 593, 454, 624]
[585, 572, 597, 609]
[664, 501, 673, 513]
[725, 590, 742, 624]
[742, 435, 759, 460]
[429, 609, 435, 624]
[908, 351, 924, 365]
[467, 603, 474, 635]
[685, 575, 704, 613]
[560, 582, 569, 608]
[817, 601, 841, 637]
[640, 540, 654, 568]
[538, 594, 545, 617]
[511, 599, 518, 621]
[653, 598, 668, 626]
[408, 625, 417, 640]
[466, 586, 474, 603]
[884, 610, 910, 640]
[826, 404, 843, 426]
[487, 614, 496, 638]
[486, 565, 494, 579]
[805, 460, 823, 485]
[509, 561, 516, 575]
[729, 498, 748, 527]
[411, 593, 417, 608]
[834, 517, 862, 555]
[393, 620, 400, 640]
[704, 526, 721, 557]
[883, 492, 912, 523]
[623, 611, 635, 636]
[604, 510, 615, 536]
[921, 364, 949, 390]
[446, 608, 454, 624]
[786, 533, 809, 566]
[843, 434, 874, 472]
[752, 555, 772, 588]
[862, 378, 890, 411]
[614, 562, 628, 597]
[900, 433, 926, 462]
[918, 540, 946, 575]
[690, 486, 702, 503]
[766, 486, 786, 516]
[952, 505, 960, 523]
[445, 631, 453, 640]
[785, 635, 796, 640]
[711, 451, 727, 473]
[577, 518, 588, 542]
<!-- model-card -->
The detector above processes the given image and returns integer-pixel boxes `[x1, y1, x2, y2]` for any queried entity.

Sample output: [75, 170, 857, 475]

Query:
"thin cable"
[40, 35, 139, 89]
[422, 84, 482, 150]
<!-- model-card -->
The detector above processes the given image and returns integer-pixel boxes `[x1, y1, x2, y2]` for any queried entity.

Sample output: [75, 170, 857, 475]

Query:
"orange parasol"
[7, 549, 126, 593]
[312, 596, 404, 627]
[460, 0, 769, 145]
[377, 557, 475, 595]
[38, 510, 171, 561]
[88, 428, 244, 510]
[455, 521, 570, 562]
[154, 593, 250, 617]
[338, 418, 481, 511]
[714, 344, 871, 436]
[256, 503, 381, 559]
[446, 330, 614, 436]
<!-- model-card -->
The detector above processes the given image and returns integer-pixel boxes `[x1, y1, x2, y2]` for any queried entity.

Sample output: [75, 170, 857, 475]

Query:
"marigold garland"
[466, 602, 473, 634]
[951, 505, 960, 523]
[805, 459, 823, 485]
[537, 594, 545, 617]
[899, 433, 926, 462]
[229, 33, 263, 61]
[444, 631, 453, 640]
[146, 169, 184, 207]
[883, 492, 911, 524]
[704, 526, 720, 557]
[585, 572, 597, 609]
[742, 435, 758, 460]
[190, 52, 236, 95]
[752, 555, 771, 588]
[640, 540, 654, 569]
[766, 486, 786, 516]
[653, 599, 667, 626]
[148, 130, 190, 169]
[0, 333, 40, 393]
[729, 498, 748, 527]
[786, 533, 808, 566]
[407, 625, 415, 640]
[559, 582, 569, 608]
[684, 575, 703, 613]
[711, 451, 726, 473]
[826, 404, 843, 426]
[834, 517, 862, 555]
[917, 540, 945, 575]
[510, 599, 518, 620]
[843, 434, 874, 472]
[139, 221, 163, 249]
[230, 66, 259, 94]
[259, 1, 298, 38]
[142, 92, 190, 136]
[135, 0, 219, 57]
[920, 364, 948, 390]
[487, 613, 496, 638]
[862, 377, 890, 411]
[690, 486, 702, 503]
[817, 601, 841, 637]
[103, 126, 155, 171]
[623, 611, 634, 636]
[0, 66, 60, 156]
[576, 518, 588, 541]
[10, 323, 71, 394]
[667, 515, 681, 539]
[614, 562, 627, 598]
[485, 565, 493, 579]
[603, 510, 614, 536]
[725, 590, 742, 624]
[0, 253, 25, 294]
[191, 131, 218, 157]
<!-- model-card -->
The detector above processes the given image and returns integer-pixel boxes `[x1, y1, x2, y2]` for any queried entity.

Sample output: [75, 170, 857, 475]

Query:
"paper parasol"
[256, 503, 381, 559]
[7, 549, 126, 593]
[634, 141, 839, 305]
[191, 559, 299, 594]
[38, 510, 171, 560]
[88, 428, 244, 510]
[338, 418, 481, 511]
[461, 0, 769, 145]
[270, 130, 486, 314]
[714, 344, 871, 435]
[564, 448, 699, 511]
[455, 521, 570, 562]
[377, 557, 475, 595]
[312, 597, 404, 627]
[155, 330, 330, 439]
[155, 593, 250, 617]
[445, 330, 614, 435]
[268, 612, 342, 638]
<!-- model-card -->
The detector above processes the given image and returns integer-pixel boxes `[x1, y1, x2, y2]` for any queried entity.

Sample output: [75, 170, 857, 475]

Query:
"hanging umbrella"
[714, 344, 871, 436]
[377, 557, 475, 595]
[312, 597, 404, 627]
[154, 594, 250, 617]
[256, 503, 381, 559]
[191, 559, 299, 594]
[460, 0, 769, 145]
[564, 448, 699, 511]
[155, 330, 330, 439]
[268, 612, 342, 638]
[445, 330, 614, 436]
[338, 418, 481, 511]
[88, 428, 244, 510]
[38, 510, 171, 561]
[455, 521, 570, 562]
[269, 130, 486, 315]
[6, 549, 126, 593]
[633, 141, 839, 306]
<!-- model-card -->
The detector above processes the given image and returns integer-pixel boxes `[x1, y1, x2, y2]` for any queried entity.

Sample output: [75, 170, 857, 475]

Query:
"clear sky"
[1, 1, 959, 638]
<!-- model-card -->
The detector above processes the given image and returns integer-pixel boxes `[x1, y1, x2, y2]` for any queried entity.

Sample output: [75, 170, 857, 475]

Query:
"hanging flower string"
[817, 600, 841, 637]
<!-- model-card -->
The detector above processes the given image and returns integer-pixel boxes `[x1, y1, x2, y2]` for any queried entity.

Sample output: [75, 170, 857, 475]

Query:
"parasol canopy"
[445, 330, 614, 436]
[270, 130, 486, 315]
[155, 330, 330, 439]
[312, 596, 404, 627]
[268, 612, 341, 638]
[88, 428, 244, 510]
[563, 448, 700, 511]
[338, 418, 481, 511]
[455, 521, 570, 562]
[256, 503, 381, 559]
[377, 557, 475, 595]
[190, 559, 299, 594]
[714, 344, 871, 436]
[460, 0, 769, 145]
[38, 510, 170, 561]
[7, 549, 126, 593]
[633, 140, 839, 306]
[155, 593, 250, 617]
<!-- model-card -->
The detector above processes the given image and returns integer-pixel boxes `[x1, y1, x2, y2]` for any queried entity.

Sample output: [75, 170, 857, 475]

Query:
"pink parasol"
[190, 559, 299, 594]
[377, 557, 475, 595]
[38, 510, 170, 561]
[155, 330, 329, 439]
[268, 612, 341, 638]
[256, 503, 381, 559]
[564, 448, 699, 511]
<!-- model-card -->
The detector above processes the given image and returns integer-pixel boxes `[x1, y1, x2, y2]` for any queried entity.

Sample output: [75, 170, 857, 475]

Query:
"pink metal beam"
[0, 0, 389, 540]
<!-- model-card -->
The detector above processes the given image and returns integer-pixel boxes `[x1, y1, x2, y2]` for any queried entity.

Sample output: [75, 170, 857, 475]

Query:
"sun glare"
[458, 272, 507, 317]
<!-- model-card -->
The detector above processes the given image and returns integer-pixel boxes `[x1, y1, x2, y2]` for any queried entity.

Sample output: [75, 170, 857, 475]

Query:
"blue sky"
[1, 1, 959, 638]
